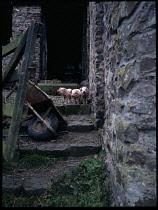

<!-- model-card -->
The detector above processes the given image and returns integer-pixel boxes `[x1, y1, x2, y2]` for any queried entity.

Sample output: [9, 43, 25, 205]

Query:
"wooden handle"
[26, 101, 57, 137]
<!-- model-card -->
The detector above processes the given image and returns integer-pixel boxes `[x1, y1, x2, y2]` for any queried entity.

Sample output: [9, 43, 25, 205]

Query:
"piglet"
[57, 87, 72, 104]
[71, 89, 82, 104]
[80, 87, 89, 104]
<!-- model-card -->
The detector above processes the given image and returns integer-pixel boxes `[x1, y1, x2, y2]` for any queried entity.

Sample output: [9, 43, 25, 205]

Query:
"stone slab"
[69, 143, 102, 157]
[56, 104, 91, 115]
[23, 176, 52, 196]
[2, 176, 24, 196]
[37, 143, 70, 158]
[2, 155, 94, 197]
[67, 121, 94, 132]
[64, 104, 81, 115]
[38, 83, 78, 95]
[18, 131, 102, 158]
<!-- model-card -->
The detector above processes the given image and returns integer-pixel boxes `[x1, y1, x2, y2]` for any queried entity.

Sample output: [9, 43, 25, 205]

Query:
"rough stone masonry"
[2, 5, 41, 82]
[87, 1, 156, 206]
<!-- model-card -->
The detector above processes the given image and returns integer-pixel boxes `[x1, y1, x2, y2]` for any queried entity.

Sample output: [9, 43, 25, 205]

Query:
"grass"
[89, 114, 96, 123]
[2, 151, 112, 207]
[18, 154, 55, 169]
[3, 154, 55, 172]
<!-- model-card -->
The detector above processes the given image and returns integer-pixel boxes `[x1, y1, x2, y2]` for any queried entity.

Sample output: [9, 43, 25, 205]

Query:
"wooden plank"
[41, 18, 47, 79]
[6, 67, 35, 83]
[2, 33, 26, 58]
[3, 104, 13, 117]
[2, 29, 28, 88]
[3, 141, 7, 158]
[7, 68, 21, 83]
[3, 21, 39, 161]
[3, 129, 10, 136]
[3, 103, 28, 118]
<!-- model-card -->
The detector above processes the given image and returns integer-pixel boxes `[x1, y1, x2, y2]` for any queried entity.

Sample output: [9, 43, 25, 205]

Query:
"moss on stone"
[115, 118, 138, 143]
[127, 101, 137, 108]
[110, 5, 121, 27]
[108, 118, 113, 126]
[117, 67, 133, 90]
[114, 100, 125, 114]
[136, 115, 156, 130]
[117, 69, 126, 87]
[110, 12, 119, 26]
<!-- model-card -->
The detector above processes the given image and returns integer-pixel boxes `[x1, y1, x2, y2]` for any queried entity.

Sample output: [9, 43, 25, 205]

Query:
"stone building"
[2, 1, 156, 206]
[87, 2, 156, 206]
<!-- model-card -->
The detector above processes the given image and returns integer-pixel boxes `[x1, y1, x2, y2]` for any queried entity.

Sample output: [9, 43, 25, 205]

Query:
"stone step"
[50, 95, 92, 115]
[18, 131, 102, 158]
[3, 155, 94, 196]
[56, 104, 91, 115]
[3, 131, 102, 196]
[38, 83, 78, 95]
[3, 109, 101, 197]
[20, 114, 96, 133]
[64, 114, 95, 132]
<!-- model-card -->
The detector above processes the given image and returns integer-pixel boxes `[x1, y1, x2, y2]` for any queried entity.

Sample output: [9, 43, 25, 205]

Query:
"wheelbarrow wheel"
[28, 112, 59, 140]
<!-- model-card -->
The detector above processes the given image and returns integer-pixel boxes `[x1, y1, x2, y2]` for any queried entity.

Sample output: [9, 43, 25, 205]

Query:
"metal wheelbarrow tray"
[24, 80, 67, 140]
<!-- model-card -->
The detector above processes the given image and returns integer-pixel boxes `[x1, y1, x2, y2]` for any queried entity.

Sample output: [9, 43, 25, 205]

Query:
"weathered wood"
[7, 68, 21, 83]
[41, 17, 47, 79]
[2, 30, 28, 88]
[3, 82, 18, 103]
[3, 103, 28, 118]
[2, 33, 26, 58]
[3, 104, 13, 117]
[26, 102, 57, 136]
[3, 21, 39, 161]
[6, 67, 35, 83]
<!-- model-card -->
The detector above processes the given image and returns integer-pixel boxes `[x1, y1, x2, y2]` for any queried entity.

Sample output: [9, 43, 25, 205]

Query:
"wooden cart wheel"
[28, 112, 59, 140]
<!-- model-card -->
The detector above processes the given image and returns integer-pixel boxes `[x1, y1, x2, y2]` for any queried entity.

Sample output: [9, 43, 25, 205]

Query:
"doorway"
[43, 2, 87, 83]
[1, 0, 12, 46]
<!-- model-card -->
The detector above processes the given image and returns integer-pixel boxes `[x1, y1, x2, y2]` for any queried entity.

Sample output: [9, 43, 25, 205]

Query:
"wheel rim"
[33, 117, 51, 133]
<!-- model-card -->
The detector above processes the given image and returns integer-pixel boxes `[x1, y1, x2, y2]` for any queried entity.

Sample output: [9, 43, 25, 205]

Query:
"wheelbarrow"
[23, 80, 67, 140]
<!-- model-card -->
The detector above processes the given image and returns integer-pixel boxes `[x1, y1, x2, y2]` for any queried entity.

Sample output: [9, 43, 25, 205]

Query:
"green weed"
[2, 150, 112, 207]
[3, 154, 55, 172]
[49, 150, 112, 207]
[18, 154, 55, 169]
[2, 191, 37, 207]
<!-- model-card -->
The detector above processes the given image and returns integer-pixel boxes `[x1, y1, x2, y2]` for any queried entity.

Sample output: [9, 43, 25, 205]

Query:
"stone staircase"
[3, 98, 102, 196]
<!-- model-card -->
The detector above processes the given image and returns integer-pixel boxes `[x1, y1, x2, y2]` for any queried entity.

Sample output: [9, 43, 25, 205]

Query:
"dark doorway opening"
[1, 0, 12, 46]
[43, 2, 86, 83]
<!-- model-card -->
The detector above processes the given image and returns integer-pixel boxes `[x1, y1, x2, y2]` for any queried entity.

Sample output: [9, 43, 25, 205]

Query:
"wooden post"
[3, 21, 39, 161]
[2, 32, 26, 58]
[40, 16, 47, 80]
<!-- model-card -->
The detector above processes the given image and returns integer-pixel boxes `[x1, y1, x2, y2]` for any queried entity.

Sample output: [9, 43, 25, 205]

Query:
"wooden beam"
[2, 30, 28, 88]
[7, 68, 21, 83]
[6, 67, 35, 83]
[3, 21, 39, 161]
[41, 18, 47, 79]
[2, 33, 26, 58]
[3, 104, 13, 117]
[3, 103, 28, 118]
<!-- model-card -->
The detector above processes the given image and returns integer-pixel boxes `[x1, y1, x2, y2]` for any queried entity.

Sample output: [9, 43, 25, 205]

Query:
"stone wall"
[88, 1, 156, 206]
[88, 2, 105, 128]
[2, 5, 41, 83]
